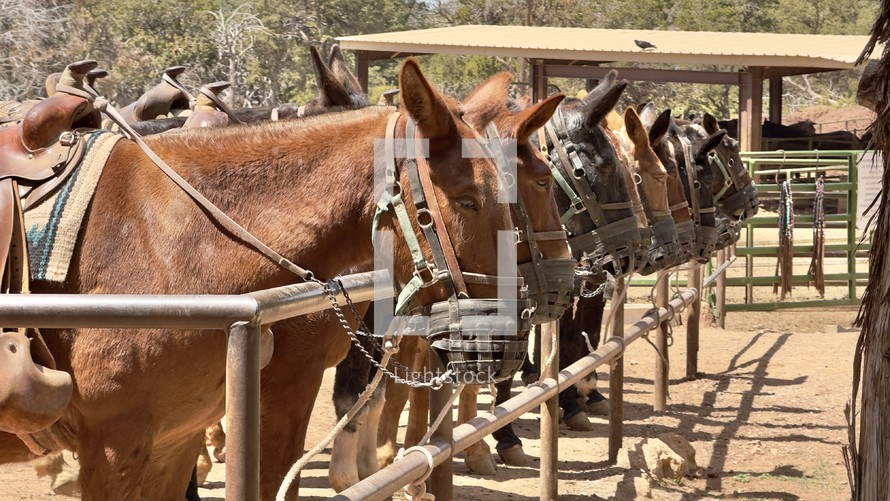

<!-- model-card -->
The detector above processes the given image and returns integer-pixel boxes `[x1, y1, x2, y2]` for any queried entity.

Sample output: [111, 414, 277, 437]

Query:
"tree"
[0, 0, 69, 100]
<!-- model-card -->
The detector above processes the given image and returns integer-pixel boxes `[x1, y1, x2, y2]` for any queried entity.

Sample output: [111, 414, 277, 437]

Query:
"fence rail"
[332, 258, 736, 501]
[0, 270, 394, 501]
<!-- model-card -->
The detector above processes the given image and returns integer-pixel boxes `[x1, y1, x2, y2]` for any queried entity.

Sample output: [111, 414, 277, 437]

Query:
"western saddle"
[0, 60, 104, 434]
[117, 66, 195, 124]
[182, 81, 243, 129]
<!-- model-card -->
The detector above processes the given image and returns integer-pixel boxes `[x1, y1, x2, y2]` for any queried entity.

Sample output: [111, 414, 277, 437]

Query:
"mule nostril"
[7, 343, 16, 354]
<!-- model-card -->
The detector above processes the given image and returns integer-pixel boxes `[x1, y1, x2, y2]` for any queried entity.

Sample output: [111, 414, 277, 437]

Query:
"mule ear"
[309, 45, 352, 107]
[702, 113, 721, 135]
[584, 80, 627, 127]
[648, 108, 672, 146]
[637, 102, 659, 129]
[695, 130, 727, 161]
[624, 107, 650, 150]
[507, 93, 564, 142]
[461, 72, 512, 130]
[399, 58, 453, 139]
[583, 69, 619, 104]
[328, 44, 363, 96]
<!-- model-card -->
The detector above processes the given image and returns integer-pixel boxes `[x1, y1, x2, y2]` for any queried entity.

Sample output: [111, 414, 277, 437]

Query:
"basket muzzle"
[674, 219, 696, 264]
[715, 213, 742, 249]
[718, 184, 759, 220]
[519, 257, 576, 325]
[639, 218, 682, 275]
[422, 297, 533, 384]
[569, 215, 640, 279]
[692, 223, 718, 263]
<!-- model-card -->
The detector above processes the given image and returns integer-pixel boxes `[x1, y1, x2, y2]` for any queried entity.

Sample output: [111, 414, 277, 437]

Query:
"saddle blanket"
[25, 131, 121, 282]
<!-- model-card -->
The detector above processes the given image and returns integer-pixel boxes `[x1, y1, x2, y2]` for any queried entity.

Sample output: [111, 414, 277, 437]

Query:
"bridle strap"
[410, 120, 468, 297]
[544, 119, 610, 227]
[162, 72, 196, 105]
[679, 136, 702, 226]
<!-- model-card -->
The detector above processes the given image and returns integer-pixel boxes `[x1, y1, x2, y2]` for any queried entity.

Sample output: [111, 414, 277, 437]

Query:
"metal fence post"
[428, 351, 453, 501]
[686, 264, 703, 378]
[654, 271, 669, 412]
[608, 278, 625, 464]
[226, 321, 262, 501]
[540, 320, 559, 500]
[715, 249, 727, 329]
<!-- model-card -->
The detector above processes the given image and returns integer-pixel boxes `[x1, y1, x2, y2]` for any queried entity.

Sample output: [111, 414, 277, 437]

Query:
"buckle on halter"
[414, 262, 438, 286]
[515, 228, 526, 244]
[571, 200, 587, 215]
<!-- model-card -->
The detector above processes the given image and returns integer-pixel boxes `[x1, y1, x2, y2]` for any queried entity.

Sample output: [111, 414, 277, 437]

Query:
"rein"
[808, 176, 825, 297]
[775, 179, 794, 299]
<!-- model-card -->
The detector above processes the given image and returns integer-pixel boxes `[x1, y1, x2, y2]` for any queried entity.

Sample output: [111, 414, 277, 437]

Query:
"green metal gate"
[728, 150, 871, 311]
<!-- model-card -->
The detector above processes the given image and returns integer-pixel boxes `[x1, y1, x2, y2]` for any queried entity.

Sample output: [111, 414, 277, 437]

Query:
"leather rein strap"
[94, 97, 318, 283]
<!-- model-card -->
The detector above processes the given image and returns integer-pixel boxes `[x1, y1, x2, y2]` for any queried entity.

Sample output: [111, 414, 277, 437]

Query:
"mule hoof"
[465, 451, 497, 475]
[520, 371, 539, 386]
[213, 446, 226, 463]
[329, 466, 360, 493]
[377, 443, 397, 470]
[497, 444, 530, 467]
[564, 412, 594, 431]
[50, 459, 80, 497]
[196, 453, 212, 485]
[587, 399, 610, 416]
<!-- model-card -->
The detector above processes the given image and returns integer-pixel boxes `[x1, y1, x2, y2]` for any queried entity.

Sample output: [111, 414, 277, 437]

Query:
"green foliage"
[0, 0, 878, 117]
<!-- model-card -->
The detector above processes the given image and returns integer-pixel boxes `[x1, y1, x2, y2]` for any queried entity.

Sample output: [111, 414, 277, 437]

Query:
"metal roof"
[338, 25, 879, 69]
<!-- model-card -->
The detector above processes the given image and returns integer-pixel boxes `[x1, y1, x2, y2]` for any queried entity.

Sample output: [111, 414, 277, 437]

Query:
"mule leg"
[457, 386, 496, 475]
[259, 359, 326, 501]
[491, 378, 530, 466]
[76, 415, 153, 500]
[357, 383, 386, 480]
[376, 376, 410, 468]
[205, 422, 226, 463]
[195, 445, 212, 485]
[329, 339, 374, 492]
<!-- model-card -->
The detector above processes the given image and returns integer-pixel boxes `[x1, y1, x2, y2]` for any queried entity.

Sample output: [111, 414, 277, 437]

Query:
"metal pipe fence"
[0, 269, 393, 501]
[332, 257, 736, 501]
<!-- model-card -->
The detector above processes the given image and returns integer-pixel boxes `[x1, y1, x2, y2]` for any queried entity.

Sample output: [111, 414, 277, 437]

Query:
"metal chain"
[323, 283, 450, 389]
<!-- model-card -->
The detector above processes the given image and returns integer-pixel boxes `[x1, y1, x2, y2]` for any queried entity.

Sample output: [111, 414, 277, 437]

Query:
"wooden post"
[531, 60, 547, 103]
[608, 278, 625, 464]
[654, 271, 669, 412]
[769, 77, 783, 125]
[739, 68, 764, 152]
[428, 351, 453, 501]
[355, 51, 370, 94]
[686, 264, 702, 379]
[539, 320, 559, 501]
[716, 249, 727, 329]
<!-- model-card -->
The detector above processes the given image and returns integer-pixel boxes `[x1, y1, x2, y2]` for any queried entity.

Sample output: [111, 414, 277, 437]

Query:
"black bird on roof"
[635, 39, 657, 51]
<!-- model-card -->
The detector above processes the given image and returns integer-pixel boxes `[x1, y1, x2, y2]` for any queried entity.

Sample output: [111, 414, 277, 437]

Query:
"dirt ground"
[0, 305, 860, 501]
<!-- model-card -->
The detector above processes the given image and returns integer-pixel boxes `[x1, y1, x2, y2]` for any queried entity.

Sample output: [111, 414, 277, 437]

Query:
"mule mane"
[147, 107, 388, 153]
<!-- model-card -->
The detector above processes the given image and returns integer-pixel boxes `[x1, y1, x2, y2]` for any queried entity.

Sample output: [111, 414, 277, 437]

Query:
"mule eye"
[536, 180, 548, 187]
[456, 197, 479, 211]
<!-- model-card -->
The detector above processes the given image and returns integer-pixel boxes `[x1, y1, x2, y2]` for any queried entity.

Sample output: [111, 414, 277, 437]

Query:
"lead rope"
[275, 346, 397, 501]
[395, 382, 467, 501]
[808, 176, 825, 297]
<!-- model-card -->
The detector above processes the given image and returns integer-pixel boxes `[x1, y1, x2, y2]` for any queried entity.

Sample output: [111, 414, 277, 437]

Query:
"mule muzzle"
[639, 219, 682, 275]
[422, 298, 533, 385]
[718, 184, 759, 220]
[519, 258, 576, 325]
[0, 331, 72, 434]
[715, 213, 742, 250]
[570, 216, 640, 279]
[692, 223, 718, 263]
[674, 219, 696, 264]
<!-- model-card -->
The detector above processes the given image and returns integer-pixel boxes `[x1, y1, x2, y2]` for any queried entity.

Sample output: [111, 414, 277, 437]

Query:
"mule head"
[544, 80, 643, 276]
[700, 113, 759, 220]
[462, 72, 573, 323]
[642, 105, 695, 262]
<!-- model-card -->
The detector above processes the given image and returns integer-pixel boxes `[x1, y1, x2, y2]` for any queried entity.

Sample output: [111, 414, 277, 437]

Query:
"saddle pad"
[24, 131, 120, 282]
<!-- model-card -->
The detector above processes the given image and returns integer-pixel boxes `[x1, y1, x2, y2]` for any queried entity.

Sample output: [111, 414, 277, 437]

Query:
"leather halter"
[484, 123, 573, 324]
[538, 110, 640, 275]
[373, 112, 524, 316]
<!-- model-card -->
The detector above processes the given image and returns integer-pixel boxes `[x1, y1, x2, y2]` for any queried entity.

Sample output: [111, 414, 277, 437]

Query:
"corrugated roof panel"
[338, 25, 879, 69]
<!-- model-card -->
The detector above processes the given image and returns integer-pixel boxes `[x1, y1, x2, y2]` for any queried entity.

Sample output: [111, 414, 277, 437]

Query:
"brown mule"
[0, 58, 521, 501]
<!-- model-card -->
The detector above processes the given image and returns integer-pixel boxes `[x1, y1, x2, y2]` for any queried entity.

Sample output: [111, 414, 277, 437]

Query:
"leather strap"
[199, 86, 244, 125]
[94, 98, 317, 283]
